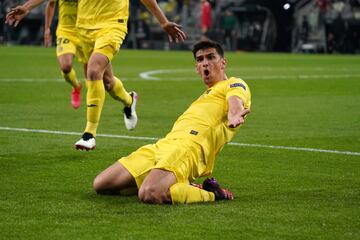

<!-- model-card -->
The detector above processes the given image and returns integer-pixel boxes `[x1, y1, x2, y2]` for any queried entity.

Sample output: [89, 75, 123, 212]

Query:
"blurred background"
[0, 0, 360, 53]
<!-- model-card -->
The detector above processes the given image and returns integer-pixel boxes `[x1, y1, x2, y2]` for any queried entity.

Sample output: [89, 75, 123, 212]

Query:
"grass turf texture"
[0, 46, 359, 239]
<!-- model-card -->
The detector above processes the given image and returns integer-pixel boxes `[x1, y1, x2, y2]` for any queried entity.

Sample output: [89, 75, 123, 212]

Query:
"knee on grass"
[138, 185, 170, 204]
[93, 175, 114, 195]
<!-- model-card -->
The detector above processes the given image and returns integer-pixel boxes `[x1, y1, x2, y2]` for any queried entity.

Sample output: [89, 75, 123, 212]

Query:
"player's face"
[195, 48, 227, 87]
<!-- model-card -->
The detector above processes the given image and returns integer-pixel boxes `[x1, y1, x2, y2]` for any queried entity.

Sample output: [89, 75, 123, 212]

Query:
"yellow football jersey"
[51, 0, 77, 33]
[77, 0, 129, 30]
[166, 77, 251, 175]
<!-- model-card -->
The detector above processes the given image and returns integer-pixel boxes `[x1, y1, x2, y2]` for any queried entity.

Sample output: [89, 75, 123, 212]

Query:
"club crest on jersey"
[190, 130, 198, 135]
[230, 82, 246, 90]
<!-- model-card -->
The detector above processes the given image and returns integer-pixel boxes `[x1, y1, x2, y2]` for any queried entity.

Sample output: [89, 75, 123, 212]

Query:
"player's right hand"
[44, 28, 52, 47]
[5, 6, 29, 27]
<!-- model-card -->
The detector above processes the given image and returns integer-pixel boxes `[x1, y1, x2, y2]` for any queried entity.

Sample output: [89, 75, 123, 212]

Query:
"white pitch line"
[0, 126, 157, 141]
[228, 142, 360, 156]
[139, 69, 188, 80]
[1, 126, 359, 156]
[138, 69, 360, 81]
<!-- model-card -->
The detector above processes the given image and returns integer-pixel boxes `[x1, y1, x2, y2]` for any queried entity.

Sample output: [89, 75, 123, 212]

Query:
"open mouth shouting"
[204, 69, 210, 77]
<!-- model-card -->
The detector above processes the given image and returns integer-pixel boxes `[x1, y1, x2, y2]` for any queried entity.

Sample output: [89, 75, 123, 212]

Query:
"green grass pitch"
[0, 46, 359, 239]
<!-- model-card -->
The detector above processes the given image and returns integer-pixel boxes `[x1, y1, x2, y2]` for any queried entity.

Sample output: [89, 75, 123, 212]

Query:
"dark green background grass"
[0, 46, 359, 239]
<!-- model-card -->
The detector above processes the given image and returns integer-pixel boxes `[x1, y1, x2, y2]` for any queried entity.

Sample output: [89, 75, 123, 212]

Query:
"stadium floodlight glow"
[283, 3, 291, 10]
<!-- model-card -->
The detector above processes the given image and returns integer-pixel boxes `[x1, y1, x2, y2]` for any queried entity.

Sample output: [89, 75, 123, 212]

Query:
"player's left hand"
[228, 108, 251, 128]
[5, 6, 29, 27]
[161, 22, 187, 43]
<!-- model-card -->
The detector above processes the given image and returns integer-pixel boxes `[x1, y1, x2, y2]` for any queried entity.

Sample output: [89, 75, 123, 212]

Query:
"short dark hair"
[192, 41, 224, 59]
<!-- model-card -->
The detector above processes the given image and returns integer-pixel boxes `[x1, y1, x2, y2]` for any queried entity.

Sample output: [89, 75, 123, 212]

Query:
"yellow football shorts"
[77, 24, 127, 63]
[119, 138, 207, 189]
[56, 30, 86, 64]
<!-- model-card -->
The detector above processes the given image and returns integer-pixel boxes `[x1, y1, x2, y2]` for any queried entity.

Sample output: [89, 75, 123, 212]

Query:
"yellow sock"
[170, 183, 215, 204]
[108, 77, 132, 106]
[84, 80, 105, 136]
[62, 68, 81, 89]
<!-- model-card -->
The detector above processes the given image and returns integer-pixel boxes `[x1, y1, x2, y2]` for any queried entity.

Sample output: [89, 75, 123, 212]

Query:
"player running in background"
[6, 0, 186, 151]
[44, 0, 84, 109]
[93, 41, 251, 204]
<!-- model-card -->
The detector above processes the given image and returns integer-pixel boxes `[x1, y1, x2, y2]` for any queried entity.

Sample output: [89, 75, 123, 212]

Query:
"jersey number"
[57, 38, 70, 45]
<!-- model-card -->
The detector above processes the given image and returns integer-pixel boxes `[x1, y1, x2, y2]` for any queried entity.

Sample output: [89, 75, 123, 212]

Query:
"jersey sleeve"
[225, 77, 251, 109]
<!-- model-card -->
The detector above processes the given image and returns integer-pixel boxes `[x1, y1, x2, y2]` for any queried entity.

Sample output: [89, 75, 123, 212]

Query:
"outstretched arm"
[44, 0, 56, 47]
[6, 0, 46, 27]
[140, 0, 186, 43]
[227, 96, 251, 128]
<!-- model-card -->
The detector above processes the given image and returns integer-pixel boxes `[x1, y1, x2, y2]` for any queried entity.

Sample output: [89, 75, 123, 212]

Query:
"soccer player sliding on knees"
[93, 41, 251, 204]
